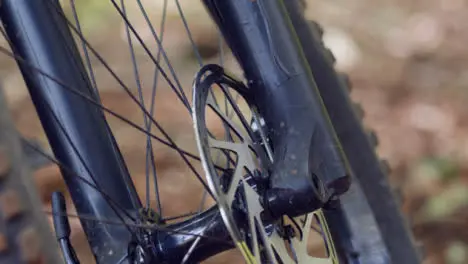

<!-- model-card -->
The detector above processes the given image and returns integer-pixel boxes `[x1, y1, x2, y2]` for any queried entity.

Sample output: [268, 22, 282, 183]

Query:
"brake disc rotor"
[192, 65, 338, 263]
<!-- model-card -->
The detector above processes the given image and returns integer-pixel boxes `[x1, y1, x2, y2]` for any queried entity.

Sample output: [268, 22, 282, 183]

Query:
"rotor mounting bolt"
[283, 225, 296, 239]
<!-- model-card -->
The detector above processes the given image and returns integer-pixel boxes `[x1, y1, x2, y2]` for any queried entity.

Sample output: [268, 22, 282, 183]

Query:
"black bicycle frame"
[0, 0, 352, 263]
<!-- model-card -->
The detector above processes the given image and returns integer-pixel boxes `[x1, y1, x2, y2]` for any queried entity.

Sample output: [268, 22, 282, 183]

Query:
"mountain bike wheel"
[0, 0, 419, 263]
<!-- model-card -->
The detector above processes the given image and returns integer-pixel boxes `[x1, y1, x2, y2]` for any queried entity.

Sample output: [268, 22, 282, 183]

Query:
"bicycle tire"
[283, 1, 421, 263]
[0, 87, 61, 264]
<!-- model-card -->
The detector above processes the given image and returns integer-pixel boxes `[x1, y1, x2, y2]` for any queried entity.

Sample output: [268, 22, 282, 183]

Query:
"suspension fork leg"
[202, 0, 351, 217]
[0, 1, 140, 263]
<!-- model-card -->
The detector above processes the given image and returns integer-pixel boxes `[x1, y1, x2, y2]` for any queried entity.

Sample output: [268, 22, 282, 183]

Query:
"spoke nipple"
[139, 208, 163, 225]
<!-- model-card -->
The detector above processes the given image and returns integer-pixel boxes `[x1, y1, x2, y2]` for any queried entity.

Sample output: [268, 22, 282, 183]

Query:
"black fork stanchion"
[0, 1, 140, 263]
[202, 0, 351, 219]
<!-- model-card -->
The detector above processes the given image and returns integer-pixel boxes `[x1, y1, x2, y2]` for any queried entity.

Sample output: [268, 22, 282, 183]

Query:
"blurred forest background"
[0, 0, 467, 263]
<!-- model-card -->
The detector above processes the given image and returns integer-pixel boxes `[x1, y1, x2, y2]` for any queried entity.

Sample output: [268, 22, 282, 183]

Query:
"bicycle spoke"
[174, 2, 235, 213]
[208, 104, 245, 141]
[0, 45, 172, 155]
[39, 2, 100, 102]
[220, 33, 230, 123]
[220, 85, 256, 139]
[197, 191, 208, 213]
[135, 0, 189, 110]
[0, 45, 231, 180]
[0, 15, 208, 182]
[174, 0, 203, 67]
[22, 139, 135, 224]
[181, 211, 220, 263]
[44, 210, 233, 246]
[27, 130, 237, 250]
[15, 43, 214, 203]
[162, 211, 198, 222]
[45, 0, 190, 117]
[116, 253, 128, 264]
[197, 85, 243, 212]
[45, 102, 139, 219]
[119, 0, 155, 212]
[107, 0, 191, 110]
[0, 25, 139, 232]
[69, 0, 100, 101]
[145, 0, 168, 220]
[133, 0, 172, 217]
[252, 108, 274, 162]
[43, 3, 214, 197]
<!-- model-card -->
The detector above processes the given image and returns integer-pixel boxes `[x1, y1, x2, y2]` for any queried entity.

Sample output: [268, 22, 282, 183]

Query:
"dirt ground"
[1, 0, 467, 263]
